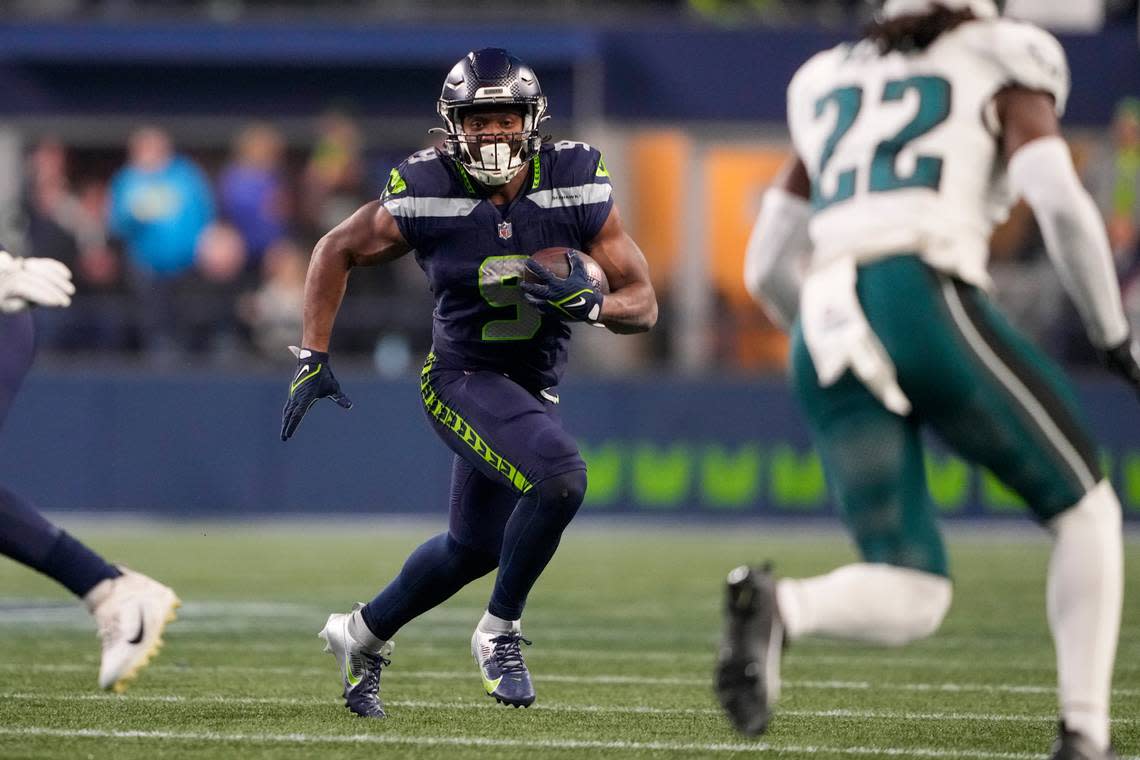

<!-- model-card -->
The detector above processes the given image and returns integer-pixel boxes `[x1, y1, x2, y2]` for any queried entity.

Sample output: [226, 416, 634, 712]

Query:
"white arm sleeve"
[743, 187, 812, 330]
[1008, 136, 1129, 349]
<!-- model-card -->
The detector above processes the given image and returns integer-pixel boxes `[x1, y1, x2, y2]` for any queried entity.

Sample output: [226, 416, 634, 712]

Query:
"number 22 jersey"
[787, 17, 1069, 289]
[381, 142, 613, 391]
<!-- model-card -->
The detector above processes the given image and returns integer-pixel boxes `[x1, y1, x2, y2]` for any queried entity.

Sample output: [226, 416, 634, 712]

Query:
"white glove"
[0, 251, 75, 313]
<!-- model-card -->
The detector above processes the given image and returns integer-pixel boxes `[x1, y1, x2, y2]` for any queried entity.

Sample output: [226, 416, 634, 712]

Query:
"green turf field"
[0, 520, 1136, 759]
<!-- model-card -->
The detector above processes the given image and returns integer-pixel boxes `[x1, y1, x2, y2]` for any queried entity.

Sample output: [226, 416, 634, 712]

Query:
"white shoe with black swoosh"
[84, 567, 180, 692]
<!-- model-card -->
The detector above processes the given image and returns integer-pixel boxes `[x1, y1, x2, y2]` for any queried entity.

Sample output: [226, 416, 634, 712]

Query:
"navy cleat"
[318, 602, 393, 718]
[715, 564, 785, 736]
[1050, 723, 1117, 760]
[472, 628, 536, 707]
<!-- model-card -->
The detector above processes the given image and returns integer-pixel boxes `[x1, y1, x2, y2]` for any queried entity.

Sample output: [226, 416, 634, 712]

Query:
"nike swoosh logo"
[290, 364, 322, 395]
[346, 658, 362, 687]
[293, 364, 310, 383]
[563, 297, 586, 309]
[482, 674, 502, 694]
[127, 611, 145, 645]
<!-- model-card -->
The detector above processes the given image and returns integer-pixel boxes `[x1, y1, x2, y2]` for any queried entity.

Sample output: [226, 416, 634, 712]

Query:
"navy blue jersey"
[381, 142, 614, 391]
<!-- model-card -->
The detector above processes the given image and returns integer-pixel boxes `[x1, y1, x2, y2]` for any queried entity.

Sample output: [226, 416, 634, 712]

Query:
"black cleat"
[1050, 723, 1117, 760]
[715, 564, 785, 737]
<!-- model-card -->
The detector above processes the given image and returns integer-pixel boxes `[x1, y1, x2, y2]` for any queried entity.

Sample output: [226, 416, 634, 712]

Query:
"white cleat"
[317, 602, 392, 718]
[84, 567, 180, 693]
[471, 626, 535, 707]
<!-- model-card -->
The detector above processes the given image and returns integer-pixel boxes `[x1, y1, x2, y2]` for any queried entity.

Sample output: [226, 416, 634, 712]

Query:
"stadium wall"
[7, 371, 1140, 519]
[0, 23, 1135, 126]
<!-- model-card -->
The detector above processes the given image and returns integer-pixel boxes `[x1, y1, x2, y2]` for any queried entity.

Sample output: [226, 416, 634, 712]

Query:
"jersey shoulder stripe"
[383, 196, 480, 218]
[529, 184, 613, 209]
[541, 141, 613, 191]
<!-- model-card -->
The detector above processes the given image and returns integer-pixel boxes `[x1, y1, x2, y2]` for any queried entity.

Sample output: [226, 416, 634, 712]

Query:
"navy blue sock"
[0, 485, 120, 598]
[489, 469, 586, 621]
[361, 532, 497, 641]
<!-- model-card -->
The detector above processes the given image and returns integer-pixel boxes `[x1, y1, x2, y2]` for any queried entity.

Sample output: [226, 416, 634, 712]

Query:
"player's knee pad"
[531, 425, 586, 474]
[533, 468, 587, 523]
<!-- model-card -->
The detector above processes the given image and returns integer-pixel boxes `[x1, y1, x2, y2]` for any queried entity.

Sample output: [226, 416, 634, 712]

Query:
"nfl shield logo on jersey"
[498, 221, 513, 240]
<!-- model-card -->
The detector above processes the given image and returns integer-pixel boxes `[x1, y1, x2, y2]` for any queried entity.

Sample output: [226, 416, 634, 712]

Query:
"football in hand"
[524, 247, 610, 294]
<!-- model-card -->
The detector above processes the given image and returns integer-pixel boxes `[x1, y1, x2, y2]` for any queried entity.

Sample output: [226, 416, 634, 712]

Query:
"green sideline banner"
[577, 442, 1140, 516]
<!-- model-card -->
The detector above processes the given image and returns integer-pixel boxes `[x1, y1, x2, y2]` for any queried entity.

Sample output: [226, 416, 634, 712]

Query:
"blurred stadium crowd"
[2, 0, 1138, 375]
[11, 99, 1140, 374]
[15, 113, 439, 369]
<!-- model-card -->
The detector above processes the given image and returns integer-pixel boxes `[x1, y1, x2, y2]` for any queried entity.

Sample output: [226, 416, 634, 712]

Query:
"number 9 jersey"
[381, 141, 613, 391]
[787, 17, 1069, 289]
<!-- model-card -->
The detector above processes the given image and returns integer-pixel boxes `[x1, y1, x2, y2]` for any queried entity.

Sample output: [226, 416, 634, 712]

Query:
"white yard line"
[2, 691, 1138, 727]
[145, 640, 1079, 670]
[3, 726, 1133, 759]
[2, 664, 1139, 697]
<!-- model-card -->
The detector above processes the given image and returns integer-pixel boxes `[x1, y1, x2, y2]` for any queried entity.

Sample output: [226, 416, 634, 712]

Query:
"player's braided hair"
[866, 5, 976, 54]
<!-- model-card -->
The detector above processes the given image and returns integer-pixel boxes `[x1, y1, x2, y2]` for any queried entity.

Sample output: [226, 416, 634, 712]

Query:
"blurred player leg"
[917, 275, 1121, 753]
[0, 485, 121, 599]
[719, 319, 953, 735]
[846, 258, 1118, 752]
[0, 312, 179, 691]
[783, 273, 958, 627]
[0, 312, 118, 596]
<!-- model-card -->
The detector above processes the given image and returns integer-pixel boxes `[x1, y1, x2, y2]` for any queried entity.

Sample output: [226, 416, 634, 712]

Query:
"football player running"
[720, 2, 1128, 758]
[281, 48, 656, 717]
[0, 246, 179, 692]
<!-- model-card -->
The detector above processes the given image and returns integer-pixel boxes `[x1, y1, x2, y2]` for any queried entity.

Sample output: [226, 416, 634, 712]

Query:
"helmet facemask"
[437, 102, 546, 187]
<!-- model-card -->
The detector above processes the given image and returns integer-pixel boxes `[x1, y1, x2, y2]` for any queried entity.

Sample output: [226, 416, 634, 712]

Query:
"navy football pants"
[0, 313, 119, 596]
[361, 354, 587, 638]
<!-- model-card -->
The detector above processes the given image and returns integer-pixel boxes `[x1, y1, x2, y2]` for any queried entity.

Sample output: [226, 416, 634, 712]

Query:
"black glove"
[1101, 337, 1140, 396]
[280, 346, 352, 441]
[521, 250, 604, 325]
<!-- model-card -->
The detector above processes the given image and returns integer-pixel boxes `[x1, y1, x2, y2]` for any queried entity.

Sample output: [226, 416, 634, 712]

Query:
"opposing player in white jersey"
[718, 2, 1131, 758]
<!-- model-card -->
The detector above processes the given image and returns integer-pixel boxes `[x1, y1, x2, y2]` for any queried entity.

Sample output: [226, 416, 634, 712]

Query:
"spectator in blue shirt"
[107, 126, 214, 359]
[219, 123, 290, 270]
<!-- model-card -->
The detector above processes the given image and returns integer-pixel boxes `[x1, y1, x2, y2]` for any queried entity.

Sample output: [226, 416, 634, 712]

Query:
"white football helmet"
[876, 0, 1000, 20]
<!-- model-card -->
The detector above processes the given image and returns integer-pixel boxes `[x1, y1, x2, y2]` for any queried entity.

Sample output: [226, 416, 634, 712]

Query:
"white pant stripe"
[940, 279, 1096, 493]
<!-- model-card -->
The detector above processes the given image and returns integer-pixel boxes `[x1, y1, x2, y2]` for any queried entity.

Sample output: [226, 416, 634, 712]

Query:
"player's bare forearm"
[301, 236, 351, 352]
[599, 279, 657, 334]
[300, 201, 412, 352]
[588, 205, 658, 333]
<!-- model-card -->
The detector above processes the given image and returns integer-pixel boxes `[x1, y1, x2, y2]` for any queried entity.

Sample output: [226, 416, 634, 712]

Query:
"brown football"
[524, 247, 610, 294]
